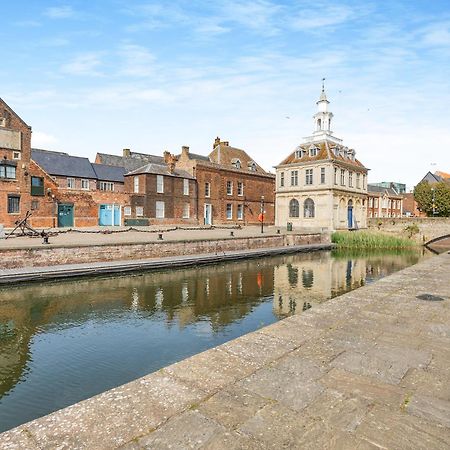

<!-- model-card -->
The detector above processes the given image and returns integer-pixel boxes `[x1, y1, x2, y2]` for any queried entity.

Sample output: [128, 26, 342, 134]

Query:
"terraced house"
[275, 85, 368, 230]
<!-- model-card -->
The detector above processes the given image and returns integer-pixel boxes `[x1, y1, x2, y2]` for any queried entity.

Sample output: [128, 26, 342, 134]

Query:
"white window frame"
[237, 204, 243, 220]
[13, 151, 21, 160]
[156, 201, 165, 218]
[182, 203, 190, 218]
[124, 206, 132, 216]
[157, 175, 164, 193]
[291, 170, 298, 186]
[280, 172, 284, 187]
[134, 176, 139, 193]
[349, 172, 353, 188]
[320, 167, 325, 184]
[226, 180, 233, 195]
[67, 177, 75, 189]
[136, 206, 144, 217]
[81, 179, 89, 190]
[183, 179, 189, 196]
[340, 169, 345, 186]
[305, 168, 313, 185]
[237, 181, 243, 196]
[226, 203, 233, 220]
[100, 181, 114, 191]
[205, 182, 211, 198]
[356, 173, 361, 188]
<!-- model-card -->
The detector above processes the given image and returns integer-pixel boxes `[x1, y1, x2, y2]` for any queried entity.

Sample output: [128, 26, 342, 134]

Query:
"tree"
[414, 181, 450, 217]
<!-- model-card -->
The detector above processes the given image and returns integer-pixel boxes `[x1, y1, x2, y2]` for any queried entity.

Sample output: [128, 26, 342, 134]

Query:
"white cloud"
[420, 21, 450, 47]
[118, 44, 156, 77]
[32, 131, 59, 148]
[289, 4, 357, 31]
[44, 6, 75, 19]
[61, 53, 103, 76]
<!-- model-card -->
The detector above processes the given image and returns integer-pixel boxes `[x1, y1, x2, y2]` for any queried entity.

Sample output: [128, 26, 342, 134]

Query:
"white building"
[275, 84, 368, 230]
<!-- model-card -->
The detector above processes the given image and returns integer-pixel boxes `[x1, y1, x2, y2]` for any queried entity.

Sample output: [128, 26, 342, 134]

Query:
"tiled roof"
[96, 152, 165, 172]
[278, 141, 367, 169]
[209, 145, 267, 174]
[92, 163, 126, 183]
[126, 163, 194, 179]
[32, 148, 97, 179]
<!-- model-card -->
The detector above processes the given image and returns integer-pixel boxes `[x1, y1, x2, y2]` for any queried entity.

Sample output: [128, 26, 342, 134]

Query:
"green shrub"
[331, 231, 416, 248]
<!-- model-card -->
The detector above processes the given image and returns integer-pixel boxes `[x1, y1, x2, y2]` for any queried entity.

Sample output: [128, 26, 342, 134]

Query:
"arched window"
[304, 198, 315, 218]
[289, 199, 299, 217]
[317, 118, 322, 130]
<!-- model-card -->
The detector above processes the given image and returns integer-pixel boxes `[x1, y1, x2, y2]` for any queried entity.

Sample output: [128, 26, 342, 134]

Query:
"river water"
[0, 248, 429, 432]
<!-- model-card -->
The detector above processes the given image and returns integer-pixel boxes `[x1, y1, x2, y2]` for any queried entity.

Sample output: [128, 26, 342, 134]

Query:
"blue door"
[113, 205, 121, 226]
[347, 200, 353, 229]
[99, 205, 113, 226]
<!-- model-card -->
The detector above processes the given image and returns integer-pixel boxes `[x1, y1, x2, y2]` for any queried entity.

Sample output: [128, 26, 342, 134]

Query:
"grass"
[332, 231, 417, 249]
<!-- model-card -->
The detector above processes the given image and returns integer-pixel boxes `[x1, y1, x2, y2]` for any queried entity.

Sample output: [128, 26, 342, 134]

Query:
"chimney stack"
[123, 148, 131, 157]
[163, 151, 171, 163]
[213, 137, 220, 149]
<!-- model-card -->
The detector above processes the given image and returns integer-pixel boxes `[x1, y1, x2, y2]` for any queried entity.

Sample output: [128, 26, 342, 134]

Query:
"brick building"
[31, 149, 129, 227]
[175, 139, 275, 225]
[367, 185, 403, 218]
[124, 153, 197, 225]
[0, 98, 33, 228]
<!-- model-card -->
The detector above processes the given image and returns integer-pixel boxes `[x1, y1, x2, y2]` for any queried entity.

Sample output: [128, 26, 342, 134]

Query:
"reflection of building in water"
[273, 252, 380, 317]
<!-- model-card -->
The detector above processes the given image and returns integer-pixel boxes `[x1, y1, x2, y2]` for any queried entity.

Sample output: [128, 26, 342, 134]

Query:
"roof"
[277, 141, 367, 170]
[434, 171, 450, 180]
[96, 152, 165, 172]
[368, 184, 401, 197]
[126, 163, 194, 179]
[32, 148, 97, 179]
[209, 144, 267, 174]
[92, 163, 126, 182]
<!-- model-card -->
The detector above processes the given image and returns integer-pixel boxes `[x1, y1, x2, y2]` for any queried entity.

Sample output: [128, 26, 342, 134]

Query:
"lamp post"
[260, 195, 265, 234]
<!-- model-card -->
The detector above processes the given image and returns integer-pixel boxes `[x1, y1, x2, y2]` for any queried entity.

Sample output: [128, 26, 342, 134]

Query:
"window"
[67, 177, 75, 189]
[280, 172, 284, 187]
[233, 159, 241, 169]
[363, 174, 367, 189]
[31, 176, 44, 196]
[205, 182, 210, 197]
[309, 147, 318, 157]
[226, 180, 233, 195]
[156, 201, 165, 218]
[369, 198, 373, 207]
[334, 168, 337, 185]
[81, 179, 89, 190]
[0, 163, 16, 179]
[305, 168, 313, 185]
[157, 175, 164, 193]
[248, 162, 257, 171]
[374, 198, 378, 208]
[183, 179, 189, 195]
[356, 173, 361, 188]
[237, 204, 243, 220]
[7, 195, 20, 214]
[100, 181, 114, 191]
[13, 151, 21, 160]
[340, 169, 345, 186]
[349, 172, 353, 188]
[289, 199, 299, 218]
[226, 203, 232, 219]
[134, 176, 139, 193]
[183, 203, 190, 218]
[295, 149, 302, 158]
[124, 206, 132, 216]
[136, 206, 144, 217]
[320, 167, 325, 184]
[237, 181, 243, 196]
[31, 200, 39, 210]
[291, 170, 298, 186]
[304, 198, 315, 218]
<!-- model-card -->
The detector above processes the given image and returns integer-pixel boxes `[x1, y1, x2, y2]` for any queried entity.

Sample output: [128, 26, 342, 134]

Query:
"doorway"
[347, 200, 353, 229]
[58, 203, 74, 227]
[204, 204, 212, 225]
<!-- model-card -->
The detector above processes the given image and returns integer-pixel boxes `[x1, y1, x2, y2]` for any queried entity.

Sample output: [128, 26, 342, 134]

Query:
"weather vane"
[322, 77, 326, 91]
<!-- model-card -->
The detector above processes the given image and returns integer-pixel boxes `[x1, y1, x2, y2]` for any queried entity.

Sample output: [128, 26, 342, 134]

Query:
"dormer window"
[232, 159, 241, 169]
[295, 149, 302, 158]
[0, 118, 6, 127]
[309, 146, 318, 157]
[248, 161, 257, 172]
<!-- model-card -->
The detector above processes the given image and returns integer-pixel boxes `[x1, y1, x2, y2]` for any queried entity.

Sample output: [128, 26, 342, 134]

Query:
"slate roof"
[209, 144, 267, 174]
[92, 163, 126, 183]
[32, 148, 97, 179]
[368, 184, 402, 197]
[96, 152, 165, 173]
[126, 163, 194, 179]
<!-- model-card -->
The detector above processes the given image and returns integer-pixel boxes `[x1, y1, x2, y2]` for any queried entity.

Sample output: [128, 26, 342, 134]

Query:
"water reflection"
[0, 249, 426, 432]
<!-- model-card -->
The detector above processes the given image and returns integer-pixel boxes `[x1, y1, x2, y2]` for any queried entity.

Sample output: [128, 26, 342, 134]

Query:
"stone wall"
[0, 233, 327, 269]
[367, 217, 450, 243]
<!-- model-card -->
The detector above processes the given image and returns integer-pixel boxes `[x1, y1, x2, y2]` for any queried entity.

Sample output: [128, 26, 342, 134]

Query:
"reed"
[331, 231, 416, 248]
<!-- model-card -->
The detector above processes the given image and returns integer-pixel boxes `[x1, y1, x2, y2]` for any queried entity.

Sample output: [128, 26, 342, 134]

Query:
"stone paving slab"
[1, 252, 449, 449]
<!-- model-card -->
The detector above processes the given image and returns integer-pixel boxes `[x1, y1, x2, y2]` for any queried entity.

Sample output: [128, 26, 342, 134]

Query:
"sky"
[1, 0, 450, 189]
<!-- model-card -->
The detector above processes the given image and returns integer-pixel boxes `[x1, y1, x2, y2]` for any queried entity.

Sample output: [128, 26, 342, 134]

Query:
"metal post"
[431, 188, 436, 215]
[260, 195, 265, 234]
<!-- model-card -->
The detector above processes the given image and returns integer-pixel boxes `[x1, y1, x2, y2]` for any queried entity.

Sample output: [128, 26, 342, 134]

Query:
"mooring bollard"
[158, 233, 163, 240]
[42, 235, 50, 244]
[230, 231, 234, 237]
[277, 229, 280, 234]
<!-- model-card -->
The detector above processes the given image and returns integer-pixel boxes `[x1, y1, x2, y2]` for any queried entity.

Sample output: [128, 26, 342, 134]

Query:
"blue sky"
[1, 0, 449, 188]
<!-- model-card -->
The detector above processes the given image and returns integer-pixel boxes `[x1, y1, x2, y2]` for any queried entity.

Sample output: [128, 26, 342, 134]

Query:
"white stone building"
[275, 84, 368, 230]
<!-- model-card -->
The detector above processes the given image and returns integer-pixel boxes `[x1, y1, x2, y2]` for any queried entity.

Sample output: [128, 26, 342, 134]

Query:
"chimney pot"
[214, 137, 220, 148]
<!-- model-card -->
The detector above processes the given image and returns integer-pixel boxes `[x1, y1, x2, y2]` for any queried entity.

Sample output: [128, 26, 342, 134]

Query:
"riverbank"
[1, 251, 448, 449]
[0, 226, 327, 270]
